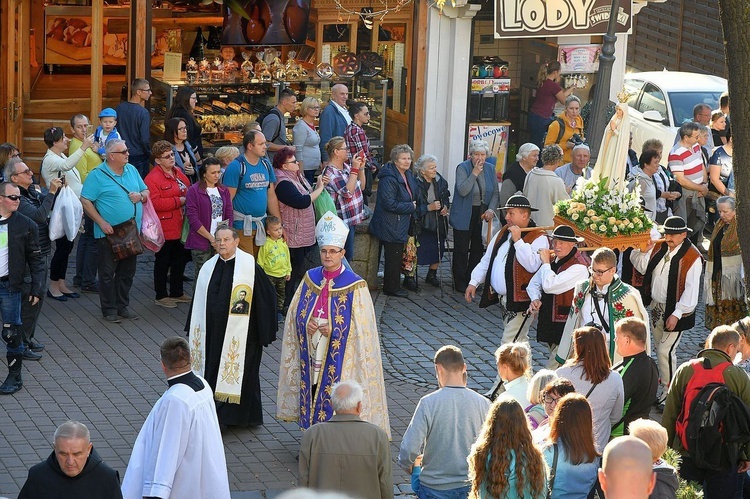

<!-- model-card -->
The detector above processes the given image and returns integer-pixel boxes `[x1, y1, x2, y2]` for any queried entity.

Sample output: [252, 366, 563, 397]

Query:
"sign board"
[495, 0, 633, 39]
[468, 123, 509, 180]
[559, 44, 601, 73]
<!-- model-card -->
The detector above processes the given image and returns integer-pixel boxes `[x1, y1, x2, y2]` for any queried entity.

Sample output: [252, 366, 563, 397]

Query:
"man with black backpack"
[260, 88, 297, 160]
[662, 326, 750, 496]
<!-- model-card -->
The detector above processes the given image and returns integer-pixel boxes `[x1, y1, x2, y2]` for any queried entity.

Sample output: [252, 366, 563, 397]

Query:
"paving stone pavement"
[0, 254, 712, 498]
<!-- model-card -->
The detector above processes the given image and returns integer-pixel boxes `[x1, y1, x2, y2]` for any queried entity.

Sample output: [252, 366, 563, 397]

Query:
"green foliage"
[661, 447, 704, 499]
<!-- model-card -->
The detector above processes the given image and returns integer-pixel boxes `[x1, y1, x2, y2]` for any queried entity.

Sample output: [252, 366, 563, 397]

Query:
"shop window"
[638, 83, 667, 118]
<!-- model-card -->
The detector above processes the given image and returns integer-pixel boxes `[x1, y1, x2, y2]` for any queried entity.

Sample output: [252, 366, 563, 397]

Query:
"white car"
[623, 71, 727, 156]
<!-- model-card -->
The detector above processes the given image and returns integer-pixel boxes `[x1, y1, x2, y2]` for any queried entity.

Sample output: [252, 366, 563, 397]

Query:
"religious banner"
[495, 0, 633, 39]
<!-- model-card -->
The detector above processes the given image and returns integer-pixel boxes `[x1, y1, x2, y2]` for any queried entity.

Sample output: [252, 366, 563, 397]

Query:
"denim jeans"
[75, 214, 99, 287]
[345, 223, 356, 260]
[528, 112, 552, 152]
[417, 484, 470, 499]
[0, 279, 23, 354]
[679, 455, 744, 498]
[21, 255, 48, 345]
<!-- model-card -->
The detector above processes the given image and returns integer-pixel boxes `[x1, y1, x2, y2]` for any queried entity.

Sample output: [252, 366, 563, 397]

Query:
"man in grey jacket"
[398, 345, 490, 498]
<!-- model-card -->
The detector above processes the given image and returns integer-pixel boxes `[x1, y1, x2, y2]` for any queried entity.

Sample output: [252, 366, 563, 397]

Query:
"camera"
[570, 134, 585, 146]
[583, 321, 603, 332]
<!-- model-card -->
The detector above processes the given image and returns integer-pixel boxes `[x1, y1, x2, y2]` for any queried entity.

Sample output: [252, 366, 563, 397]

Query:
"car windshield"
[668, 91, 723, 126]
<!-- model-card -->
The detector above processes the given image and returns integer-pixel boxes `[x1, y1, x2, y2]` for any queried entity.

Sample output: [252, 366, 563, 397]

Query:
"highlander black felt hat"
[500, 194, 538, 212]
[659, 216, 692, 234]
[551, 225, 585, 243]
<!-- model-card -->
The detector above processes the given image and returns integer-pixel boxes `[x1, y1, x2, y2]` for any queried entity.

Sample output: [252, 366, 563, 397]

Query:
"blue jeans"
[0, 279, 23, 354]
[528, 112, 552, 152]
[679, 455, 744, 498]
[417, 484, 470, 499]
[75, 214, 98, 287]
[344, 223, 356, 260]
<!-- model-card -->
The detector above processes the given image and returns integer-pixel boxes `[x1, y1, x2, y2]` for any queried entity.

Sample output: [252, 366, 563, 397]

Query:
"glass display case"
[148, 76, 282, 151]
[286, 77, 388, 161]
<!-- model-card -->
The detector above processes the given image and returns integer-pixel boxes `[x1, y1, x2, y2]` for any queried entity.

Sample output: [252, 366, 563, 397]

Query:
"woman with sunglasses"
[145, 140, 192, 309]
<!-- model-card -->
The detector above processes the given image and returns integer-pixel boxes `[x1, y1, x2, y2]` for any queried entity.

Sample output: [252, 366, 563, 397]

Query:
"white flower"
[572, 213, 579, 221]
[599, 224, 607, 232]
[590, 224, 598, 231]
[612, 226, 618, 232]
[583, 217, 590, 224]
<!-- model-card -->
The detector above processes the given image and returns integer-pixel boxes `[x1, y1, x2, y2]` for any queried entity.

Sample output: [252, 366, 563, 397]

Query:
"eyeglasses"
[138, 88, 152, 93]
[542, 395, 561, 405]
[284, 159, 300, 164]
[336, 147, 348, 151]
[112, 149, 130, 155]
[13, 168, 32, 176]
[589, 266, 615, 276]
[320, 248, 343, 255]
[1, 195, 21, 201]
[10, 151, 21, 158]
[160, 152, 175, 160]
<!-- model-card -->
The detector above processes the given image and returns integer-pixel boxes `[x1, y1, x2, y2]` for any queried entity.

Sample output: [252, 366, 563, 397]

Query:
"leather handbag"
[99, 168, 144, 260]
[108, 217, 144, 261]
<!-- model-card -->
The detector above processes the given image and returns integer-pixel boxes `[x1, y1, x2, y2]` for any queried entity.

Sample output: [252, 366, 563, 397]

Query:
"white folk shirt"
[468, 229, 546, 296]
[630, 245, 701, 319]
[121, 374, 231, 499]
[579, 282, 613, 341]
[527, 259, 589, 301]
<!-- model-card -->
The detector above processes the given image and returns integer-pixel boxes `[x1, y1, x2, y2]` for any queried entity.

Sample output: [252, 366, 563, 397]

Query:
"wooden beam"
[410, 0, 428, 154]
[90, 0, 103, 121]
[128, 0, 150, 86]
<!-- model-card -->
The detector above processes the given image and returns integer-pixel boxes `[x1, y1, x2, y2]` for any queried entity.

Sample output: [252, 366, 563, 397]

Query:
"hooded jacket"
[18, 447, 122, 499]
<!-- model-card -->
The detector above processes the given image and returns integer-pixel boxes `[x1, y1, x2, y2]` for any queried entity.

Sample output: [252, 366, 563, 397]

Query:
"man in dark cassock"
[187, 226, 277, 427]
[18, 420, 122, 499]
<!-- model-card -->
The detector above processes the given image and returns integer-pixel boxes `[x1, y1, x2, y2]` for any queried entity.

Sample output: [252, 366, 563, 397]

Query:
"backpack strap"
[555, 117, 566, 144]
[546, 444, 558, 499]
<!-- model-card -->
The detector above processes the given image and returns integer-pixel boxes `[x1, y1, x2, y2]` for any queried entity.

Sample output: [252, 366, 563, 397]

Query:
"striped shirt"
[668, 143, 704, 184]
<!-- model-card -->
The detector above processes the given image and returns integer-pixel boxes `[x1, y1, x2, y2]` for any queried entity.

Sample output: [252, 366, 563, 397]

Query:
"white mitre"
[316, 211, 349, 249]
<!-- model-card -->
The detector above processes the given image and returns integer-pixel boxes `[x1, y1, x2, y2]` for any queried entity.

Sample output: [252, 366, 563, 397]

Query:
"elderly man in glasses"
[556, 247, 650, 366]
[0, 182, 45, 394]
[80, 139, 149, 324]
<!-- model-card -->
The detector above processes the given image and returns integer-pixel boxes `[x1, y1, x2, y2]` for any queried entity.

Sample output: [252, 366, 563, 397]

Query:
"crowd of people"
[0, 74, 748, 499]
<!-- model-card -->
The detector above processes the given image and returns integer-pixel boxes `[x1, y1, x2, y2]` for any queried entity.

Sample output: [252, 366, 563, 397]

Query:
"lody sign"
[495, 0, 633, 38]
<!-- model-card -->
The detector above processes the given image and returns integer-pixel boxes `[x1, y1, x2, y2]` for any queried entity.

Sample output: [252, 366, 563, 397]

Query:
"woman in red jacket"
[145, 140, 192, 308]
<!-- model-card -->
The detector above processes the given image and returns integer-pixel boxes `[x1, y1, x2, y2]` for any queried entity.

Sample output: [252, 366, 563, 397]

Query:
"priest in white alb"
[186, 225, 278, 427]
[121, 337, 230, 499]
[277, 212, 391, 437]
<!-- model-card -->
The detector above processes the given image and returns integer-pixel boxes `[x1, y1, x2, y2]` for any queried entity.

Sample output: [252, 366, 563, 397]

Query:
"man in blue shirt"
[222, 130, 280, 256]
[115, 78, 152, 178]
[81, 139, 149, 323]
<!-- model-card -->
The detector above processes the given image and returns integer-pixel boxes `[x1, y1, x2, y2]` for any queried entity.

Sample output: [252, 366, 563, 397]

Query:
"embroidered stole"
[189, 249, 255, 404]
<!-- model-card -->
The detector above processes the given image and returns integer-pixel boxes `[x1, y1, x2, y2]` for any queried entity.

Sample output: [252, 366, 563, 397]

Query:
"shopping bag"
[481, 212, 501, 247]
[140, 197, 165, 252]
[49, 185, 83, 241]
[314, 189, 337, 222]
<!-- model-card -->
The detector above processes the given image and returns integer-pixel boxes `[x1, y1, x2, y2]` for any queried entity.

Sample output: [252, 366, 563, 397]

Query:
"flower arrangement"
[553, 176, 653, 237]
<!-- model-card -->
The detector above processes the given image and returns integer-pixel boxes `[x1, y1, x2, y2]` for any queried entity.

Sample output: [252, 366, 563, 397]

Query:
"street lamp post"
[587, 0, 622, 165]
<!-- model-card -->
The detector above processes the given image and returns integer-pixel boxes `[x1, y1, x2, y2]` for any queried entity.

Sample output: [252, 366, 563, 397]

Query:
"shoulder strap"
[586, 381, 599, 398]
[547, 444, 558, 499]
[556, 117, 566, 144]
[99, 167, 136, 217]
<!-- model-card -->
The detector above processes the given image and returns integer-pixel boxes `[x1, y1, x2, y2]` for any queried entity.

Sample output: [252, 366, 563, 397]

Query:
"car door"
[636, 82, 675, 155]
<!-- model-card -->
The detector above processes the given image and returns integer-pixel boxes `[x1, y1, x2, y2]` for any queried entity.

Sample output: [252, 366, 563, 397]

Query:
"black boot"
[0, 354, 23, 395]
[425, 269, 440, 287]
[403, 276, 421, 292]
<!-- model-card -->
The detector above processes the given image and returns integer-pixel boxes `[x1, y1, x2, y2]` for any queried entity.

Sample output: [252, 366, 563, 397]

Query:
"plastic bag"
[481, 212, 501, 247]
[48, 185, 83, 241]
[314, 189, 337, 222]
[140, 197, 165, 252]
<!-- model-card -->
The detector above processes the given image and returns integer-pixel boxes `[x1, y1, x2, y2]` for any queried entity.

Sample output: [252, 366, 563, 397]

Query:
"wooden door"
[1, 0, 26, 144]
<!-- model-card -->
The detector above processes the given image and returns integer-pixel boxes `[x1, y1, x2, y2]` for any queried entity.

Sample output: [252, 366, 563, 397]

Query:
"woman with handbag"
[144, 140, 192, 308]
[42, 126, 95, 299]
[369, 144, 418, 297]
[541, 393, 600, 498]
[272, 146, 329, 307]
[184, 157, 233, 279]
[415, 154, 450, 287]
